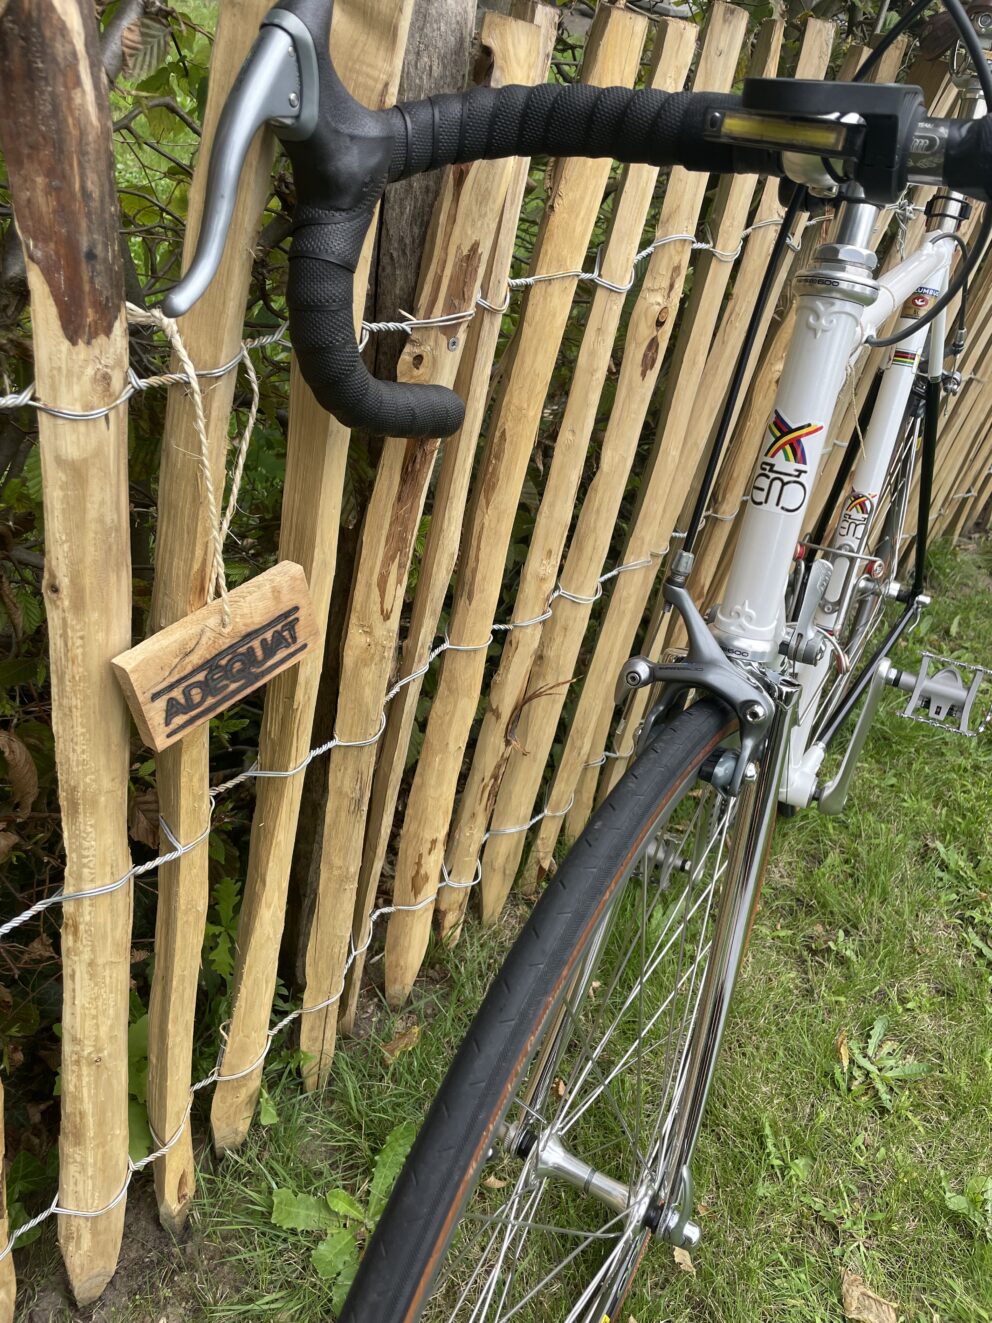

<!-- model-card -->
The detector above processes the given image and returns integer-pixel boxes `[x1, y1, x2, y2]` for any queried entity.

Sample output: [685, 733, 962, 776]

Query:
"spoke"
[431, 767, 745, 1320]
[554, 803, 728, 1125]
[556, 860, 722, 1139]
[458, 1211, 623, 1242]
[646, 802, 731, 1166]
[557, 928, 714, 1142]
[486, 1208, 633, 1323]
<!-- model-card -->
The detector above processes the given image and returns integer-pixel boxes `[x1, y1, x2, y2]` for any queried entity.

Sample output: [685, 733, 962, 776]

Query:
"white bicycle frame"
[706, 195, 962, 806]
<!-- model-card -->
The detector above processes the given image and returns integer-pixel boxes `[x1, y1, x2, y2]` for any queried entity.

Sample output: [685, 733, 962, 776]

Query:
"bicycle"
[164, 0, 992, 1318]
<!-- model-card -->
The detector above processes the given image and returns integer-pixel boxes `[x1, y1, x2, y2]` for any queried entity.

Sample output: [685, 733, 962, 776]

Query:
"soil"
[16, 1184, 239, 1323]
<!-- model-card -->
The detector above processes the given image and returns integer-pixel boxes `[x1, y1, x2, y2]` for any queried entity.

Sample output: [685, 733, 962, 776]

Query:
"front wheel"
[342, 699, 774, 1323]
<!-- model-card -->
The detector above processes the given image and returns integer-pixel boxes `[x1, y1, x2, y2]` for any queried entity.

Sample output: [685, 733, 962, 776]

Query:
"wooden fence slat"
[612, 203, 835, 778]
[580, 31, 913, 820]
[296, 9, 548, 1084]
[930, 380, 992, 539]
[513, 3, 759, 866]
[382, 2, 651, 1009]
[952, 423, 992, 536]
[901, 232, 992, 547]
[0, 1079, 14, 1320]
[481, 1, 783, 907]
[337, 0, 560, 1036]
[145, 0, 278, 1231]
[591, 18, 786, 808]
[437, 16, 699, 937]
[208, 0, 415, 1153]
[0, 0, 133, 1298]
[550, 19, 839, 846]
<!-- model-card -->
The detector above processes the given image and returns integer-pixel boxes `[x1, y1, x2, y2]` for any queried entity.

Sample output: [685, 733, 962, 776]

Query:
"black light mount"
[704, 79, 926, 205]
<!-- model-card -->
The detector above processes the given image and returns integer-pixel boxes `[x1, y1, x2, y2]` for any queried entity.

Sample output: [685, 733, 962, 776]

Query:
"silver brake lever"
[161, 9, 318, 318]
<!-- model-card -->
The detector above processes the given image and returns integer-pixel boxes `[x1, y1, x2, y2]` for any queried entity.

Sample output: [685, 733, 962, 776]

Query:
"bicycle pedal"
[889, 651, 992, 736]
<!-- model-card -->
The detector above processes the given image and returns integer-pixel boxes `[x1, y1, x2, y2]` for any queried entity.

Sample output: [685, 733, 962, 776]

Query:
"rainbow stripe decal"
[892, 349, 919, 369]
[765, 411, 822, 466]
[845, 493, 874, 517]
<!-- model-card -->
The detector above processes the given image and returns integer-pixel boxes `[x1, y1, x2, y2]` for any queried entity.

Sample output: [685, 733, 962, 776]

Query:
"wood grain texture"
[593, 18, 784, 807]
[338, 0, 560, 1036]
[296, 7, 546, 1083]
[145, 0, 278, 1233]
[543, 11, 835, 851]
[476, 3, 755, 893]
[0, 0, 133, 1300]
[113, 563, 317, 752]
[208, 0, 416, 1149]
[382, 2, 650, 1009]
[439, 16, 699, 936]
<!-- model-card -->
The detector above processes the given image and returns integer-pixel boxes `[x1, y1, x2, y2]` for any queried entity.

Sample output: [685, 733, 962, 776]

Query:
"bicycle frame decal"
[712, 239, 950, 667]
[901, 283, 940, 318]
[836, 491, 877, 541]
[750, 414, 822, 513]
[891, 348, 919, 369]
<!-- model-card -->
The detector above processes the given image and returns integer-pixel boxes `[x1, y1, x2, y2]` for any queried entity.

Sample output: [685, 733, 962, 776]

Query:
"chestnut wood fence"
[1, 0, 990, 1310]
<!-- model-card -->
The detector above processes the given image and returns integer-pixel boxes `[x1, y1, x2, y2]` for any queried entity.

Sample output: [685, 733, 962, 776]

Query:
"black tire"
[341, 700, 740, 1323]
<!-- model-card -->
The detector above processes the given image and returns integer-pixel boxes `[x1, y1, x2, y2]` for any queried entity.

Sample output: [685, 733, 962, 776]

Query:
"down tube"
[710, 289, 865, 663]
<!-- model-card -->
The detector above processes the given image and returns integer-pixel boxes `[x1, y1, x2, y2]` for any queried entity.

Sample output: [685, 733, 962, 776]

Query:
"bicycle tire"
[341, 698, 747, 1323]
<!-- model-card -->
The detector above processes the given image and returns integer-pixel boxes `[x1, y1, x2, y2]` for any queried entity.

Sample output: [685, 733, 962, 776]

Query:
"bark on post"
[0, 0, 133, 1301]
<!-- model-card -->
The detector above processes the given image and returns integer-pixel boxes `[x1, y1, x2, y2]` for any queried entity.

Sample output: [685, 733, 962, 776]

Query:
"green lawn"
[21, 539, 992, 1321]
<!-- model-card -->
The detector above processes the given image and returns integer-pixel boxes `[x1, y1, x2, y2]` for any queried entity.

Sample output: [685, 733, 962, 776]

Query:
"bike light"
[713, 109, 852, 155]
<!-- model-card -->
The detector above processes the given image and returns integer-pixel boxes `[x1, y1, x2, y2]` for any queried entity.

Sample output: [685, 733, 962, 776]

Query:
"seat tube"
[710, 202, 878, 664]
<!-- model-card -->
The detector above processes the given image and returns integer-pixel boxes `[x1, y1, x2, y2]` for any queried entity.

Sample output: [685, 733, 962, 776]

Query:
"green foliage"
[761, 1116, 814, 1188]
[203, 876, 242, 985]
[368, 1121, 416, 1222]
[943, 1173, 992, 1242]
[266, 1122, 414, 1311]
[834, 1015, 931, 1112]
[4, 1148, 58, 1248]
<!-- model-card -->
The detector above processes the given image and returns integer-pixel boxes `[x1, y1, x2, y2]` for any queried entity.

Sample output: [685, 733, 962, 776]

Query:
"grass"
[20, 539, 992, 1321]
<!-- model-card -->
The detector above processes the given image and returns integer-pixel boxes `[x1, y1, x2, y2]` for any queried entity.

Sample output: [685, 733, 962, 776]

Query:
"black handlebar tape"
[274, 0, 467, 438]
[274, 0, 771, 438]
[943, 114, 992, 204]
[386, 85, 756, 183]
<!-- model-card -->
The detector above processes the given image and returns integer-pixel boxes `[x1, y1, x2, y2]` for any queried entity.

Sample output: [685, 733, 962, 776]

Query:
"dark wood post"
[0, 0, 133, 1302]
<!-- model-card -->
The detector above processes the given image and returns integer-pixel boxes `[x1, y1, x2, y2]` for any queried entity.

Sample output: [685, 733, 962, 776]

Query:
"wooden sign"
[112, 561, 319, 752]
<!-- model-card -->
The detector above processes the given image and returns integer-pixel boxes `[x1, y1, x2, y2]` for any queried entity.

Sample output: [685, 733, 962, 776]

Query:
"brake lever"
[161, 8, 319, 318]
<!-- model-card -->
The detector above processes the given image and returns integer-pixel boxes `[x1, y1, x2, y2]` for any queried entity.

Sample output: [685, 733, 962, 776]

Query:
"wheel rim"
[422, 771, 741, 1323]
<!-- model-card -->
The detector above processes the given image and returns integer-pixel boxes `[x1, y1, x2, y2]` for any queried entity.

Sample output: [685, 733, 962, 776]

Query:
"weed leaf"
[258, 1087, 278, 1127]
[326, 1188, 366, 1223]
[369, 1122, 417, 1221]
[271, 1188, 340, 1231]
[867, 1016, 888, 1058]
[128, 1099, 153, 1164]
[312, 1226, 357, 1278]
